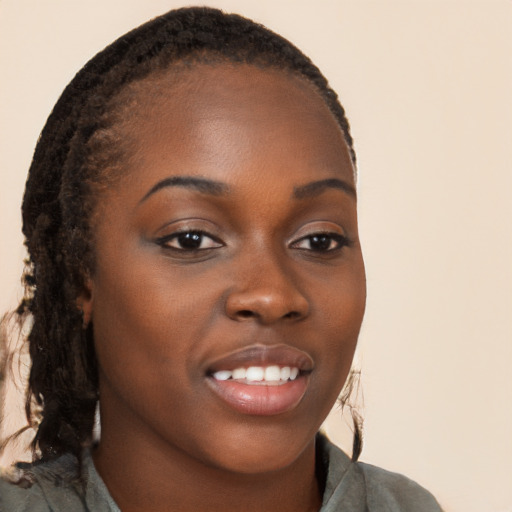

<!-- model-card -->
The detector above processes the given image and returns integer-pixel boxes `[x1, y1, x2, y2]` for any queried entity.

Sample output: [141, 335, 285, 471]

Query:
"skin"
[81, 63, 366, 512]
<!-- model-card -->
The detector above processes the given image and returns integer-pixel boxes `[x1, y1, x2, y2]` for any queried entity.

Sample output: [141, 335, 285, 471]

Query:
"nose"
[225, 254, 310, 325]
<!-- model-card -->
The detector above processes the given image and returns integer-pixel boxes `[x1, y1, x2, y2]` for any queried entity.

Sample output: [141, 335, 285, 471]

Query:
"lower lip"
[206, 377, 309, 416]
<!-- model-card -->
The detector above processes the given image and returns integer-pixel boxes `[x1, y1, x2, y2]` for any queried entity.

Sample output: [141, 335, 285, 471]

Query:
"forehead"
[111, 62, 355, 188]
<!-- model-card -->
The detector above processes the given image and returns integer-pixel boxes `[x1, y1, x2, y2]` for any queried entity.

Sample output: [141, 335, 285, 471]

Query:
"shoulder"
[357, 461, 442, 512]
[0, 454, 87, 512]
[0, 476, 50, 512]
[318, 434, 442, 512]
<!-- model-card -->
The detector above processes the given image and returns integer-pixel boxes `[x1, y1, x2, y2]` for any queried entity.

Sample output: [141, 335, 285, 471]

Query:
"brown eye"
[292, 233, 349, 252]
[157, 231, 223, 251]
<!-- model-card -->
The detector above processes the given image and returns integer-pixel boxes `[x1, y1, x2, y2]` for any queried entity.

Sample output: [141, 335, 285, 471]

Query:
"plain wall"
[1, 1, 511, 511]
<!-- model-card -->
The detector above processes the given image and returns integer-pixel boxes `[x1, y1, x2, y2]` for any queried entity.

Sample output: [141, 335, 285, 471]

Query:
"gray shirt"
[0, 435, 442, 511]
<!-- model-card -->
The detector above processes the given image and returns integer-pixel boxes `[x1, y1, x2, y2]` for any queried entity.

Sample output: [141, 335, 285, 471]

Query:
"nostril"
[234, 309, 303, 321]
[283, 311, 301, 320]
[237, 310, 255, 318]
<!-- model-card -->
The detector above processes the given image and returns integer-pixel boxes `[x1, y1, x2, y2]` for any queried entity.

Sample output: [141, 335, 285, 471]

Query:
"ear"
[77, 276, 94, 328]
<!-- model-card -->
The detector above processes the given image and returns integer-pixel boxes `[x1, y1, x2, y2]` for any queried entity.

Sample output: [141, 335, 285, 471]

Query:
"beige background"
[1, 1, 511, 511]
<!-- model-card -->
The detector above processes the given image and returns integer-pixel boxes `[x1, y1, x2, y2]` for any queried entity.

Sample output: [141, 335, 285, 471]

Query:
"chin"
[193, 422, 318, 475]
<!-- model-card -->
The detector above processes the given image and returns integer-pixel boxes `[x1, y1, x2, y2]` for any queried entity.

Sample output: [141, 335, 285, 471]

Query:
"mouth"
[205, 344, 313, 416]
[211, 365, 301, 385]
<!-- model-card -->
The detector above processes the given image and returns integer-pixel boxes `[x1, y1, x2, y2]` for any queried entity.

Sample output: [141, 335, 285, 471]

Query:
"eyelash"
[156, 230, 223, 252]
[156, 229, 351, 256]
[290, 232, 351, 253]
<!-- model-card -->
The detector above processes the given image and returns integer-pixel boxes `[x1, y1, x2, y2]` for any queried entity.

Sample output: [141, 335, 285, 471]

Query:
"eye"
[156, 230, 223, 251]
[291, 232, 350, 252]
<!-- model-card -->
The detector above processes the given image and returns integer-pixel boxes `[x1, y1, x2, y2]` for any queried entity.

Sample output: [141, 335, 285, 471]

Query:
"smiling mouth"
[211, 365, 301, 385]
[205, 344, 313, 415]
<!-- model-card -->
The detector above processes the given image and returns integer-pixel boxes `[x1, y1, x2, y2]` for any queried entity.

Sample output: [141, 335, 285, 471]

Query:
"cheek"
[314, 255, 366, 328]
[89, 257, 221, 385]
[313, 259, 366, 381]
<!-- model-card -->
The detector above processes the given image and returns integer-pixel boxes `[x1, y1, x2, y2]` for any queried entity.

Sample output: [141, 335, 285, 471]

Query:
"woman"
[0, 7, 442, 511]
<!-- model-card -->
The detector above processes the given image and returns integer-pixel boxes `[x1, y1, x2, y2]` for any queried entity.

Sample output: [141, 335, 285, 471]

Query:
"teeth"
[232, 368, 247, 380]
[264, 366, 281, 381]
[280, 366, 291, 380]
[212, 370, 232, 381]
[212, 366, 300, 383]
[246, 366, 265, 381]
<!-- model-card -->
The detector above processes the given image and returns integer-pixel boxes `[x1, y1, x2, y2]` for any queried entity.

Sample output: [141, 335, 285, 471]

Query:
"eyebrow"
[293, 178, 356, 200]
[139, 176, 229, 204]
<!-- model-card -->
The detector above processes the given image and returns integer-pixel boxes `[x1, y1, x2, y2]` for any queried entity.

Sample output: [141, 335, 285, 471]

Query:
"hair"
[6, 6, 361, 465]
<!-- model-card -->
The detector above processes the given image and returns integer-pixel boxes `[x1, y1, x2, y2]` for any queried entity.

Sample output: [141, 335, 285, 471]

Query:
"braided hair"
[14, 6, 359, 464]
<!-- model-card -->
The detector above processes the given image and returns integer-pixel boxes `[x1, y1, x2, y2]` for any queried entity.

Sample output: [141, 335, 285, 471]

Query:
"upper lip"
[206, 344, 314, 374]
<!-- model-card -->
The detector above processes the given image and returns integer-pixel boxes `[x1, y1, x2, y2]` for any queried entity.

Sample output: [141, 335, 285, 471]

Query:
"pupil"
[178, 232, 202, 249]
[310, 235, 331, 251]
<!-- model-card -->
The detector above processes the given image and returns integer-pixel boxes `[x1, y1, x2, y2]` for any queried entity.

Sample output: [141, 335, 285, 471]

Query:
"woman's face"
[83, 63, 366, 474]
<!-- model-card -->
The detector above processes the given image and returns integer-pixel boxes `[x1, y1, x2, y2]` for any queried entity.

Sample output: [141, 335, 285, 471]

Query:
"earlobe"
[77, 277, 94, 328]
